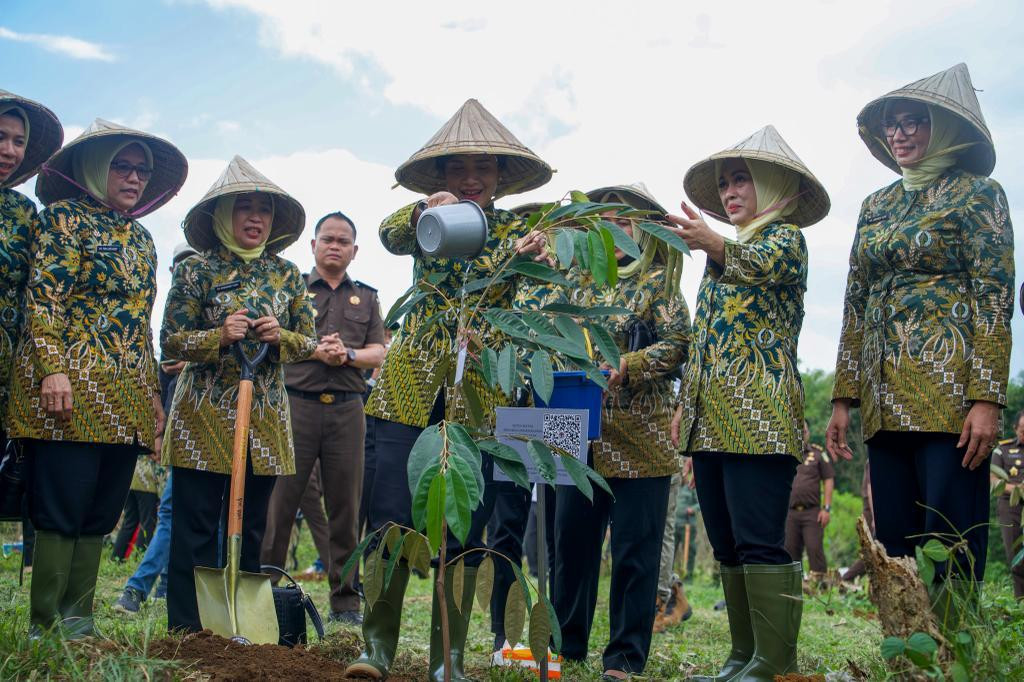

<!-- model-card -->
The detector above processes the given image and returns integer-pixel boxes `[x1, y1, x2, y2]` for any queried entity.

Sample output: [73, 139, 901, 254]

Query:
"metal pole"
[536, 484, 549, 681]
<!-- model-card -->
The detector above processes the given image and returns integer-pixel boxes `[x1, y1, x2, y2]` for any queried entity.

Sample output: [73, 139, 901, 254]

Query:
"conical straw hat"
[509, 201, 545, 218]
[857, 62, 994, 176]
[683, 125, 830, 228]
[587, 181, 668, 217]
[35, 118, 187, 217]
[395, 99, 552, 199]
[183, 155, 305, 254]
[0, 89, 63, 189]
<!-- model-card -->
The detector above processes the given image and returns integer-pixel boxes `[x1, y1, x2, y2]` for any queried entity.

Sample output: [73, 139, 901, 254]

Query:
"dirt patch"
[147, 630, 416, 681]
[774, 675, 825, 682]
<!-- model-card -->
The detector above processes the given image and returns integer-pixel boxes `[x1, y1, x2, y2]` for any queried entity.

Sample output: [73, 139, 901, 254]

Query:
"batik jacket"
[0, 189, 36, 428]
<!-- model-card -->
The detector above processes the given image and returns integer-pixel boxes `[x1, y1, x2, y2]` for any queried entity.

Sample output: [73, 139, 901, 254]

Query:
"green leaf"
[476, 554, 495, 610]
[588, 229, 607, 286]
[600, 225, 618, 286]
[460, 381, 485, 429]
[916, 546, 935, 586]
[504, 581, 527, 649]
[586, 322, 621, 369]
[1012, 545, 1024, 568]
[541, 302, 633, 317]
[528, 601, 552, 666]
[554, 315, 588, 349]
[452, 558, 466, 615]
[383, 286, 427, 328]
[597, 219, 641, 260]
[364, 550, 383, 611]
[950, 661, 969, 682]
[880, 636, 906, 660]
[383, 524, 402, 554]
[449, 453, 482, 509]
[525, 209, 542, 229]
[921, 538, 949, 562]
[573, 230, 590, 269]
[634, 221, 691, 255]
[498, 344, 516, 396]
[383, 532, 406, 593]
[481, 347, 499, 387]
[577, 360, 610, 390]
[531, 350, 555, 405]
[411, 461, 441, 531]
[511, 562, 533, 611]
[338, 530, 377, 585]
[478, 439, 532, 490]
[533, 334, 588, 359]
[509, 260, 571, 287]
[560, 454, 594, 502]
[542, 592, 562, 655]
[444, 466, 472, 544]
[447, 423, 483, 468]
[907, 632, 938, 658]
[407, 425, 443, 498]
[527, 439, 557, 483]
[426, 471, 446, 555]
[495, 456, 531, 490]
[569, 190, 590, 204]
[586, 466, 614, 498]
[522, 311, 560, 337]
[402, 531, 431, 576]
[483, 309, 533, 340]
[556, 229, 575, 268]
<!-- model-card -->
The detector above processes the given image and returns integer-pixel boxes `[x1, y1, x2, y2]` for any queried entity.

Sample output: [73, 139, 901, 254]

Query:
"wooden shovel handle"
[227, 378, 254, 538]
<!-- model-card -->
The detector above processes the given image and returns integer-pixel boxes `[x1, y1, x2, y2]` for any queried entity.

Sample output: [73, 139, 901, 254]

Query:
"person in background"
[842, 461, 874, 582]
[991, 410, 1024, 599]
[109, 450, 162, 560]
[784, 421, 835, 582]
[675, 474, 700, 583]
[261, 210, 386, 624]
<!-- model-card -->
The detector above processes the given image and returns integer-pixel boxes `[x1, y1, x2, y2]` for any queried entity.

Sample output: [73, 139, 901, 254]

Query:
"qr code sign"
[542, 412, 583, 457]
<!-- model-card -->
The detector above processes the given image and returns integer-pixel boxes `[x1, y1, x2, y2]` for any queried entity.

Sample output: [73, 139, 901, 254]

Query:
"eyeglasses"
[109, 160, 154, 181]
[882, 116, 929, 138]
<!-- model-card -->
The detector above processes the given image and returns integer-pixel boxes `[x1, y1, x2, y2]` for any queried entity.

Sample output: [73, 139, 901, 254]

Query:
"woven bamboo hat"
[0, 89, 63, 189]
[395, 99, 552, 199]
[509, 202, 545, 218]
[683, 125, 830, 228]
[183, 155, 305, 254]
[587, 182, 667, 217]
[857, 63, 994, 176]
[35, 118, 187, 216]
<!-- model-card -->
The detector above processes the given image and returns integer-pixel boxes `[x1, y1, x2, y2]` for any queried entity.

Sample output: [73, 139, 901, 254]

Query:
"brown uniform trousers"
[296, 465, 332, 571]
[785, 507, 827, 573]
[997, 497, 1024, 599]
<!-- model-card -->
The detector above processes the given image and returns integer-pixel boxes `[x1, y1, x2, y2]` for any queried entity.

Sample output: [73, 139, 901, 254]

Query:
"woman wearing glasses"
[827, 64, 1014, 628]
[7, 119, 186, 637]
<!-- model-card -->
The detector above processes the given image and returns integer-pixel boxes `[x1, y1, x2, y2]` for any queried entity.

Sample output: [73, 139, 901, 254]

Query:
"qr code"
[542, 412, 583, 456]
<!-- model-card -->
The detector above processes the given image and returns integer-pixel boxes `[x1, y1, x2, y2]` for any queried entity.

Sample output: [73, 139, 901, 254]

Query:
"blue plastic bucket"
[533, 370, 604, 439]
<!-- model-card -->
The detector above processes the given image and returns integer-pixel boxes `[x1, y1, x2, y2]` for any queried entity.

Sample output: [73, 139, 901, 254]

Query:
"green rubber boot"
[344, 562, 411, 680]
[731, 562, 803, 681]
[429, 566, 478, 682]
[692, 565, 754, 681]
[59, 535, 104, 639]
[29, 531, 75, 636]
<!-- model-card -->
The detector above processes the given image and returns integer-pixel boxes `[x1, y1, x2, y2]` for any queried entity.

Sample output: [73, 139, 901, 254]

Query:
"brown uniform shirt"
[285, 269, 386, 394]
[992, 439, 1024, 497]
[788, 443, 835, 509]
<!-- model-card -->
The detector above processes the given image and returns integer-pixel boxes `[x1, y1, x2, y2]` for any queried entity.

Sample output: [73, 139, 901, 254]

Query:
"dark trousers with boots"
[553, 471, 671, 674]
[111, 490, 160, 560]
[167, 460, 275, 633]
[868, 431, 990, 581]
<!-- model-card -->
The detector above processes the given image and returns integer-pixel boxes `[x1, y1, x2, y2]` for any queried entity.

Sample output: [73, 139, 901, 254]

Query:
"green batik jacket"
[677, 222, 807, 458]
[130, 455, 165, 494]
[366, 203, 529, 429]
[0, 189, 37, 429]
[7, 197, 160, 448]
[161, 248, 318, 475]
[832, 169, 1014, 440]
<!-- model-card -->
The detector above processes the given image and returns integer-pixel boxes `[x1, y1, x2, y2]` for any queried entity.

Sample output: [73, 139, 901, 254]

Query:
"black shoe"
[114, 587, 144, 614]
[329, 609, 363, 626]
[713, 598, 727, 611]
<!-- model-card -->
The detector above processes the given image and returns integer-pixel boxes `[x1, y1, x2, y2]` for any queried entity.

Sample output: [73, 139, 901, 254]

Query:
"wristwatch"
[345, 348, 357, 364]
[823, 504, 831, 512]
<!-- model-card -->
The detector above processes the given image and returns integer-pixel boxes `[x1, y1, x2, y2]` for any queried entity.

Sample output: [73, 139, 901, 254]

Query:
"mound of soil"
[148, 630, 416, 681]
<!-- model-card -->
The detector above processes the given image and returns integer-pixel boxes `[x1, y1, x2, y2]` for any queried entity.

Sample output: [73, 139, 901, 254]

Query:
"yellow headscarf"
[72, 137, 153, 206]
[898, 104, 971, 191]
[716, 158, 800, 243]
[0, 106, 29, 143]
[212, 194, 274, 262]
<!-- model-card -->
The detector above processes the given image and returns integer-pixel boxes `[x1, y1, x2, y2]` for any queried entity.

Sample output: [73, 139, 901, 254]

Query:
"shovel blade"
[195, 566, 280, 645]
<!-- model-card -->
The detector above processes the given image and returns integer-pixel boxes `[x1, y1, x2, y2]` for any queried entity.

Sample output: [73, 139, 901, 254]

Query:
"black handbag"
[261, 564, 325, 647]
[0, 439, 26, 523]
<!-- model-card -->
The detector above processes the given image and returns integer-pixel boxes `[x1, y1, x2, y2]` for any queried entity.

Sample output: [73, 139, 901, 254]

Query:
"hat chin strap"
[40, 164, 170, 218]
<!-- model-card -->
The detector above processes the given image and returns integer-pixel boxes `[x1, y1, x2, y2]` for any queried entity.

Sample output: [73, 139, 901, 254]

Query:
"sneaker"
[113, 587, 144, 614]
[328, 609, 363, 626]
[154, 578, 168, 599]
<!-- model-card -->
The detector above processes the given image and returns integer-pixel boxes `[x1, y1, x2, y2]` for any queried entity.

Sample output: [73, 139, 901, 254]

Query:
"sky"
[2, 0, 1022, 375]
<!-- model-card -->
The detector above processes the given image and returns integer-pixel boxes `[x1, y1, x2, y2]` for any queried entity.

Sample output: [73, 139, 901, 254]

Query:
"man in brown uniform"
[991, 409, 1024, 599]
[260, 211, 387, 623]
[785, 421, 835, 577]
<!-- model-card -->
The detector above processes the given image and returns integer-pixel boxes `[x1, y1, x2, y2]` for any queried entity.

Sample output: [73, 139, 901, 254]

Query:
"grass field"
[0, 529, 1020, 680]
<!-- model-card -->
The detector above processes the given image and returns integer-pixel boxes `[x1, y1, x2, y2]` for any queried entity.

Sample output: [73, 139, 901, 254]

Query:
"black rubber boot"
[732, 562, 803, 681]
[29, 531, 75, 637]
[692, 564, 753, 681]
[59, 535, 104, 639]
[344, 562, 411, 680]
[429, 566, 478, 682]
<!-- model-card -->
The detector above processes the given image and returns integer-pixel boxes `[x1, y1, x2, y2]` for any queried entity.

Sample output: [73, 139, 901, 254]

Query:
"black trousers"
[691, 452, 797, 566]
[488, 481, 556, 643]
[553, 470, 671, 673]
[868, 431, 990, 581]
[111, 490, 160, 559]
[367, 408, 497, 568]
[26, 439, 138, 537]
[167, 460, 276, 633]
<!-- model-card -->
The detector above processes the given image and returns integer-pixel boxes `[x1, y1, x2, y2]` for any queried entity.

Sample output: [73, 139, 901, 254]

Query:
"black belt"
[286, 388, 361, 404]
[790, 504, 818, 512]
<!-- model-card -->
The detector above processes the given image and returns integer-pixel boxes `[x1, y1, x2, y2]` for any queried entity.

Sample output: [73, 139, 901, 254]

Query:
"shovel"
[195, 341, 279, 645]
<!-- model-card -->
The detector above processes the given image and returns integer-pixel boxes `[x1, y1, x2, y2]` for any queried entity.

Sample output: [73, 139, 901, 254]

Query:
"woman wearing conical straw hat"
[349, 99, 552, 681]
[826, 64, 1014, 630]
[541, 182, 689, 680]
[6, 118, 185, 638]
[667, 125, 831, 681]
[160, 156, 319, 634]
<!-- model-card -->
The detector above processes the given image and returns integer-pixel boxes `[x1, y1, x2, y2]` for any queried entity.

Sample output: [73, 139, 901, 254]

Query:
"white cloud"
[0, 26, 115, 61]
[217, 120, 241, 134]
